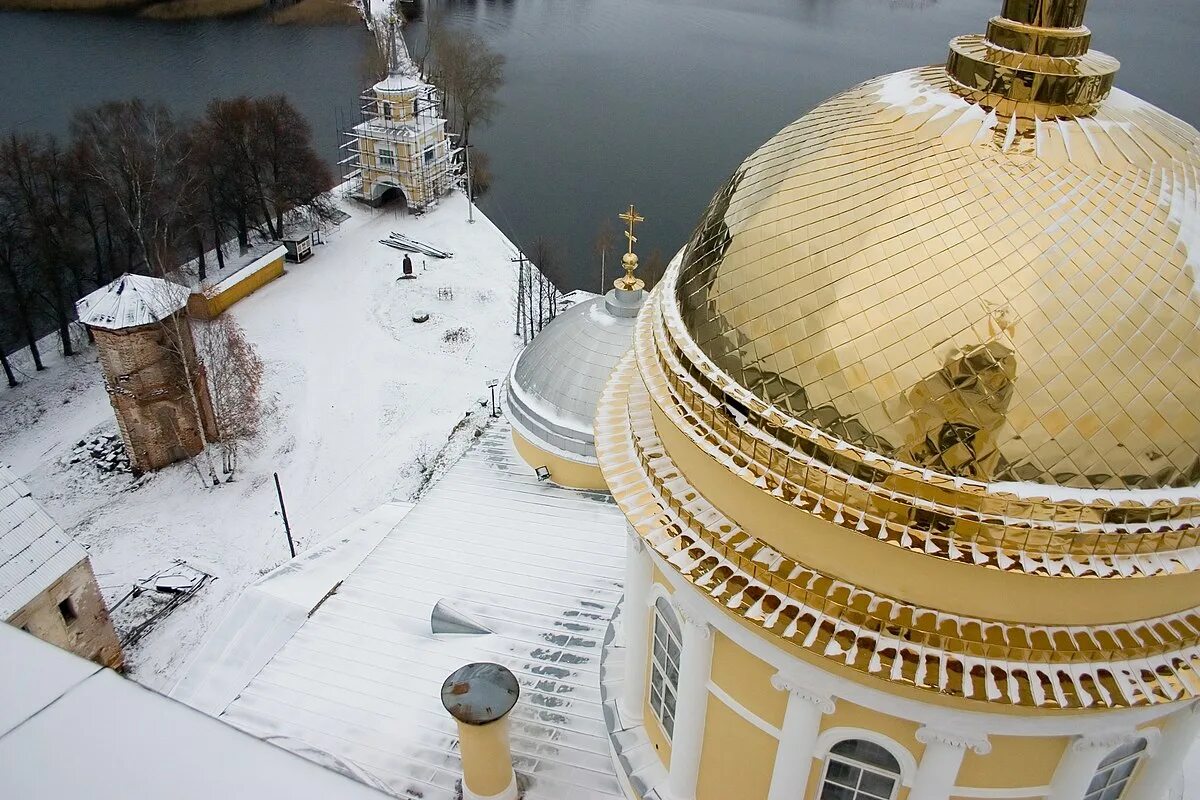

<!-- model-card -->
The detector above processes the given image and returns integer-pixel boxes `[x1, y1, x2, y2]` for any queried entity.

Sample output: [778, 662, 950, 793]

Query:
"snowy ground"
[0, 191, 528, 691]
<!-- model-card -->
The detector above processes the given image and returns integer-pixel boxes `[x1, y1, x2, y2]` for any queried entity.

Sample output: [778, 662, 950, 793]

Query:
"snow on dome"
[76, 273, 190, 331]
[503, 288, 645, 462]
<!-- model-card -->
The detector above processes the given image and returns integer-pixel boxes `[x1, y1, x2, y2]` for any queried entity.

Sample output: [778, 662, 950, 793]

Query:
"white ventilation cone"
[431, 600, 493, 635]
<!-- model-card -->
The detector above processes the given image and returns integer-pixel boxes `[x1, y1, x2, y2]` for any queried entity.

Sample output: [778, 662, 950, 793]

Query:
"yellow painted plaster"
[709, 629, 787, 728]
[649, 399, 1200, 626]
[510, 429, 607, 490]
[957, 734, 1066, 788]
[456, 718, 515, 797]
[697, 695, 776, 800]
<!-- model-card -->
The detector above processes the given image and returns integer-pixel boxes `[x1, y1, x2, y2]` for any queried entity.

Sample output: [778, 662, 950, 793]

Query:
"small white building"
[0, 464, 123, 670]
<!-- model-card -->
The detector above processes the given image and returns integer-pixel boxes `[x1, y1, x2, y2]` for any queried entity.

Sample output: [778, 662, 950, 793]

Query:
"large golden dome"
[676, 1, 1200, 491]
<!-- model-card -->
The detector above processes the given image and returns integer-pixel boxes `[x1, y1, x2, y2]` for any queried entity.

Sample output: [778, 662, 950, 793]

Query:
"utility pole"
[465, 144, 474, 224]
[273, 472, 297, 558]
[511, 252, 528, 342]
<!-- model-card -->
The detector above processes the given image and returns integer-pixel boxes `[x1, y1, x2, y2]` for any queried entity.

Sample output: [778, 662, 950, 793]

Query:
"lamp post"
[487, 379, 499, 417]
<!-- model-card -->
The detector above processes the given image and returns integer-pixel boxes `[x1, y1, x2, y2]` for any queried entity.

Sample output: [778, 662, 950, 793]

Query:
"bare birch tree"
[146, 280, 221, 486]
[195, 316, 263, 476]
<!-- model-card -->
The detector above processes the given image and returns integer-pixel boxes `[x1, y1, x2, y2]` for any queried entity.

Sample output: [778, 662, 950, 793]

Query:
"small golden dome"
[675, 2, 1200, 491]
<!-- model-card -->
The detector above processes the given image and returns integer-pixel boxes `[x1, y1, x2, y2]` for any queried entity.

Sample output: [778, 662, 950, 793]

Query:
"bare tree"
[594, 218, 615, 292]
[429, 27, 505, 151]
[643, 249, 666, 289]
[72, 100, 195, 278]
[195, 316, 263, 476]
[146, 280, 221, 486]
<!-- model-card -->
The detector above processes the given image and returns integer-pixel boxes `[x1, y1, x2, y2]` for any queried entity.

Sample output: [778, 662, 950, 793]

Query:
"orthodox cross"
[619, 204, 645, 256]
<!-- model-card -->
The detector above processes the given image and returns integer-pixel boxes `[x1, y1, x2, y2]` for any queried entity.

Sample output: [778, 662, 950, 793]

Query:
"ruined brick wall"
[91, 310, 218, 473]
[8, 559, 124, 671]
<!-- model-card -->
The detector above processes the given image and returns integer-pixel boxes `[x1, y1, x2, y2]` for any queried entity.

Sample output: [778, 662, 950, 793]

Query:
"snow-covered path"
[0, 192, 526, 690]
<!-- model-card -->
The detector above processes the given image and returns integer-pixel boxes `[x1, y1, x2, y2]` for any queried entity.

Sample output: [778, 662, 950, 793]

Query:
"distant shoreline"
[0, 0, 361, 24]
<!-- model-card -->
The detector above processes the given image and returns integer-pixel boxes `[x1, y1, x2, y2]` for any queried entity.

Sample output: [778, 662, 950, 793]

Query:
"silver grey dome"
[503, 288, 644, 462]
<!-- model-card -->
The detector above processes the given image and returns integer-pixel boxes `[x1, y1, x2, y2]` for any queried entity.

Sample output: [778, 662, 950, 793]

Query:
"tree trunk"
[0, 349, 16, 387]
[58, 319, 73, 357]
[195, 232, 207, 282]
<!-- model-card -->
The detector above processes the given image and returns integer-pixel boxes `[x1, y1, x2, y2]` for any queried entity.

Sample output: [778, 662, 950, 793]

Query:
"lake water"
[2, 0, 1199, 292]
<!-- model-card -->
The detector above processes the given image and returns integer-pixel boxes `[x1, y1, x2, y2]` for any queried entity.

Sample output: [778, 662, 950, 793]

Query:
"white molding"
[462, 772, 517, 800]
[813, 726, 918, 787]
[771, 671, 836, 715]
[949, 786, 1051, 799]
[707, 680, 781, 739]
[916, 725, 992, 755]
[640, 545, 1181, 737]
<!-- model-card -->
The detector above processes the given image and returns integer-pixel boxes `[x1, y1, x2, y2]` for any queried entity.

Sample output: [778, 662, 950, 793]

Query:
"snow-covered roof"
[76, 273, 190, 331]
[0, 625, 392, 800]
[375, 74, 422, 93]
[503, 288, 644, 462]
[203, 246, 287, 298]
[0, 464, 87, 620]
[174, 423, 628, 800]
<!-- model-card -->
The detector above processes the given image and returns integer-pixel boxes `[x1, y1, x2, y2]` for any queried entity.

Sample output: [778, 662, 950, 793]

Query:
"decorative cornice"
[916, 725, 991, 755]
[1070, 729, 1141, 754]
[771, 672, 836, 715]
[674, 596, 712, 639]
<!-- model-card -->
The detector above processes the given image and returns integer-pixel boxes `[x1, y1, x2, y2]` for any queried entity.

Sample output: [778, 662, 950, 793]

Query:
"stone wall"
[8, 558, 124, 670]
[91, 311, 218, 473]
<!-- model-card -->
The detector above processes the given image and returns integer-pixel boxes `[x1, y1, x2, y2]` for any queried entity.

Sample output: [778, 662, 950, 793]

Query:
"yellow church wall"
[709, 629, 787, 728]
[696, 695, 777, 800]
[510, 429, 607, 490]
[956, 734, 1065, 789]
[648, 398, 1200, 627]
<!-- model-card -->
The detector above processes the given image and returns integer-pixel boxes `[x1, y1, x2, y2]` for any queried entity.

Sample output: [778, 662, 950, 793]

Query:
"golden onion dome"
[675, 0, 1200, 492]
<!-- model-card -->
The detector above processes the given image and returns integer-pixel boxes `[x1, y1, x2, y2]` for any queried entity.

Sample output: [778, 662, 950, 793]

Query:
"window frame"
[648, 597, 682, 741]
[58, 597, 77, 624]
[377, 147, 396, 169]
[1083, 738, 1147, 800]
[818, 738, 902, 800]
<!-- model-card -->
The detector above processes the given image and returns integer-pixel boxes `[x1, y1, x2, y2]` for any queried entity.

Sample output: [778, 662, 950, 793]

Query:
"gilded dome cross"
[615, 204, 647, 291]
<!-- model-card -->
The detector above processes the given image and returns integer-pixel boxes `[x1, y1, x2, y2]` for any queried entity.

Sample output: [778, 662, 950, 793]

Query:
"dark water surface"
[2, 0, 1198, 292]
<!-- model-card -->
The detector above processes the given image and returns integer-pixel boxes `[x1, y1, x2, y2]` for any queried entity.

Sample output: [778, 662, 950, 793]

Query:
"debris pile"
[65, 434, 132, 476]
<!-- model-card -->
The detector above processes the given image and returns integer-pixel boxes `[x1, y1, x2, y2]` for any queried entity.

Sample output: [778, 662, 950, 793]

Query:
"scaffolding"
[338, 15, 460, 211]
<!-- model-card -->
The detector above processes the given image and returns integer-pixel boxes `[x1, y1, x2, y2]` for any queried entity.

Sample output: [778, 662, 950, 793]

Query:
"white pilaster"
[666, 597, 714, 800]
[1049, 731, 1138, 800]
[1127, 703, 1200, 800]
[766, 673, 835, 800]
[618, 526, 652, 725]
[910, 727, 989, 800]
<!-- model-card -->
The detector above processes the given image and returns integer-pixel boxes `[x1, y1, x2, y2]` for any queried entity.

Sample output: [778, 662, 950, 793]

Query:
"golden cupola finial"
[615, 204, 646, 292]
[946, 0, 1119, 120]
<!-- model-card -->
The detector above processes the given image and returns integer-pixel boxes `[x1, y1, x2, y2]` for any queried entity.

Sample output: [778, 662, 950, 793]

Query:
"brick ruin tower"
[77, 274, 218, 473]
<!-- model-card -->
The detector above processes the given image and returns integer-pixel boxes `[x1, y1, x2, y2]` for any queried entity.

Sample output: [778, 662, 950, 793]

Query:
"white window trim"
[648, 598, 681, 742]
[814, 727, 917, 788]
[1083, 738, 1147, 800]
[377, 148, 396, 168]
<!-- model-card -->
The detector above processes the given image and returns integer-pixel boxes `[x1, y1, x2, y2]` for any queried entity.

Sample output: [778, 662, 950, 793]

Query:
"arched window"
[649, 597, 681, 739]
[820, 739, 902, 800]
[1084, 738, 1147, 800]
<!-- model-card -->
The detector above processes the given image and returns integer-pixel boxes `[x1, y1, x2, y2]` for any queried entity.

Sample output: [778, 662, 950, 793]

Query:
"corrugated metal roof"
[182, 423, 628, 800]
[0, 465, 87, 619]
[76, 273, 190, 331]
